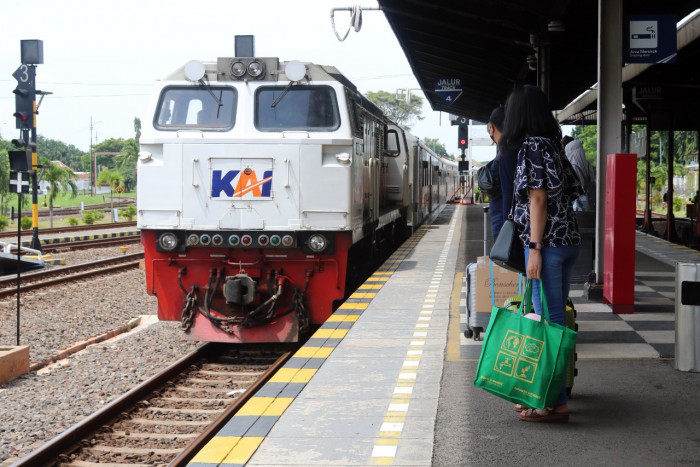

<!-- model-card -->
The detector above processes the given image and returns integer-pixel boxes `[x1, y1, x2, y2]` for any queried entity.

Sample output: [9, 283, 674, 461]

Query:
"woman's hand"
[527, 249, 542, 279]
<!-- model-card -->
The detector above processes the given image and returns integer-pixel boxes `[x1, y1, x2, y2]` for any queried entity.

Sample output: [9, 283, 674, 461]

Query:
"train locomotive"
[137, 53, 458, 344]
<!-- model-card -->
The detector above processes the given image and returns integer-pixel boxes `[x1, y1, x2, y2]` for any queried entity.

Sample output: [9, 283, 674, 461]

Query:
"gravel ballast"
[0, 245, 202, 464]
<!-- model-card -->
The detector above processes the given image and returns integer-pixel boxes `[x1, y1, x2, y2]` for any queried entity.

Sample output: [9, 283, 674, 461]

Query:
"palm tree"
[97, 169, 124, 221]
[43, 162, 78, 228]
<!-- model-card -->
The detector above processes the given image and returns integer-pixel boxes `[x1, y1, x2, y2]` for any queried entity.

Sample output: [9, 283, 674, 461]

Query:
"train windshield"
[154, 86, 237, 130]
[255, 86, 340, 131]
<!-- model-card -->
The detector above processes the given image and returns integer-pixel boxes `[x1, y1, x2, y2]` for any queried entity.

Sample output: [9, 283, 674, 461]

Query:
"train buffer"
[0, 242, 45, 275]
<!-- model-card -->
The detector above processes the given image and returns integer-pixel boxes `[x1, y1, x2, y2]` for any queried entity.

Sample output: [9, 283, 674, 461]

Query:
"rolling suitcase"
[464, 207, 490, 341]
[464, 261, 485, 340]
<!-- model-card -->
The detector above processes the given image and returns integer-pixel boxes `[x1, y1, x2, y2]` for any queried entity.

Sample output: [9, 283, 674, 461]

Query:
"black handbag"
[490, 219, 525, 273]
[489, 190, 525, 273]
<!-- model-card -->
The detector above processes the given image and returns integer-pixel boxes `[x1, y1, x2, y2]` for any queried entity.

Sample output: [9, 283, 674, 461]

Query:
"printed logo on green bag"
[494, 330, 544, 383]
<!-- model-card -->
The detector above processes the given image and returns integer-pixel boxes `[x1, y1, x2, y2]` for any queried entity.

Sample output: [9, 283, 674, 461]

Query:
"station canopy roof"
[378, 1, 700, 127]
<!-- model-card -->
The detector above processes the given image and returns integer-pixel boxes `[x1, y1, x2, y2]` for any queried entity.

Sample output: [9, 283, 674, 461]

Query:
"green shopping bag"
[473, 279, 577, 409]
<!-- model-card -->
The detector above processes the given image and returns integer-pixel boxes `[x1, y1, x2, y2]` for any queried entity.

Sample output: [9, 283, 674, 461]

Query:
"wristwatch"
[528, 241, 543, 250]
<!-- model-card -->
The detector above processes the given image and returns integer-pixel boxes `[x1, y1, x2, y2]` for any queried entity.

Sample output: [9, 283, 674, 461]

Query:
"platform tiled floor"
[460, 266, 676, 360]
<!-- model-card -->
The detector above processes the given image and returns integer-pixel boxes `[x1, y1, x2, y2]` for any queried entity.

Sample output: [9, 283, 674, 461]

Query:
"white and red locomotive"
[137, 54, 458, 344]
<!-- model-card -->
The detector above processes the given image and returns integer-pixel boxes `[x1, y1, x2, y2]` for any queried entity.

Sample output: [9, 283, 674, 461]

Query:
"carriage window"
[255, 86, 340, 131]
[154, 86, 237, 130]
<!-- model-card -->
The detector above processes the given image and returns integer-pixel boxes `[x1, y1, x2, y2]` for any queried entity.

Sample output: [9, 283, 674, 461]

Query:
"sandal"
[518, 406, 569, 423]
[514, 404, 529, 412]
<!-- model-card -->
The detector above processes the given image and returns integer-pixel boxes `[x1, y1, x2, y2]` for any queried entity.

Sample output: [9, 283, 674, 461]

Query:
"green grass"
[40, 191, 135, 208]
[2, 191, 137, 231]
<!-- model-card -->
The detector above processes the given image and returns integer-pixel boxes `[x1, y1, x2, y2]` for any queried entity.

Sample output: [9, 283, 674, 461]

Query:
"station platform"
[188, 204, 700, 466]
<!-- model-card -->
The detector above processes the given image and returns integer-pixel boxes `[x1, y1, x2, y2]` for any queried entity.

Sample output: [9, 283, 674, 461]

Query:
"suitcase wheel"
[566, 387, 572, 397]
[464, 329, 474, 338]
[472, 326, 484, 341]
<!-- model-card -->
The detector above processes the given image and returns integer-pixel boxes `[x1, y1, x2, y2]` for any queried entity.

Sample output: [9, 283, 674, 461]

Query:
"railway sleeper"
[110, 431, 198, 440]
[80, 444, 183, 456]
[123, 418, 211, 426]
[141, 407, 223, 415]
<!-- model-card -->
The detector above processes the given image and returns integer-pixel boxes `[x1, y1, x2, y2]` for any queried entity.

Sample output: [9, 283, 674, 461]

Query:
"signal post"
[455, 117, 472, 204]
[11, 40, 44, 252]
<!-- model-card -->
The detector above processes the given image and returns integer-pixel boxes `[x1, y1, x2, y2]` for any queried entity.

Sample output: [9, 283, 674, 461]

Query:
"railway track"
[14, 343, 293, 466]
[0, 221, 137, 240]
[41, 236, 141, 253]
[32, 201, 134, 219]
[0, 253, 144, 299]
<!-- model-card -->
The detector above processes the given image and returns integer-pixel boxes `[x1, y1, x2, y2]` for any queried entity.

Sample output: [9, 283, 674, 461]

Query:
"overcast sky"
[1, 0, 501, 161]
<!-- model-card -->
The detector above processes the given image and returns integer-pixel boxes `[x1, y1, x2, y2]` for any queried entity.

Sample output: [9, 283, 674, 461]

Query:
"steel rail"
[168, 350, 293, 466]
[12, 344, 293, 467]
[0, 221, 137, 239]
[0, 253, 144, 299]
[10, 343, 218, 467]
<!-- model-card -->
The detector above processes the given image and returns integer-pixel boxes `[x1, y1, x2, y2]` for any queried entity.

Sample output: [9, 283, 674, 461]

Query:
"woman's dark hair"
[500, 84, 562, 154]
[488, 106, 505, 132]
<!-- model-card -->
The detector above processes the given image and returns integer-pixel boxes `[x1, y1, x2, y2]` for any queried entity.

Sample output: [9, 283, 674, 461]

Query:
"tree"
[365, 90, 424, 129]
[424, 137, 453, 159]
[42, 161, 78, 228]
[97, 169, 124, 221]
[0, 146, 11, 216]
[114, 139, 139, 191]
[36, 135, 86, 172]
[134, 117, 142, 141]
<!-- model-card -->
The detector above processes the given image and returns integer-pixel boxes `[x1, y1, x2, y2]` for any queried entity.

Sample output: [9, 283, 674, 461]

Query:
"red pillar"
[603, 153, 637, 313]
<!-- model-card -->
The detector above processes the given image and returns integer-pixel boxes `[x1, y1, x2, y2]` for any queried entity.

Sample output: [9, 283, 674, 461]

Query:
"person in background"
[489, 107, 518, 238]
[485, 108, 504, 237]
[562, 135, 596, 211]
[500, 84, 584, 423]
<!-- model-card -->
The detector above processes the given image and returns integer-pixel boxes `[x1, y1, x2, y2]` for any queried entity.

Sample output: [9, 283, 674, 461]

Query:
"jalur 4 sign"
[435, 78, 462, 105]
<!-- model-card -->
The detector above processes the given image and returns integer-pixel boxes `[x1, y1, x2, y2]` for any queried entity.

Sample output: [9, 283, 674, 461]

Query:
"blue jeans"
[489, 198, 504, 239]
[524, 245, 579, 405]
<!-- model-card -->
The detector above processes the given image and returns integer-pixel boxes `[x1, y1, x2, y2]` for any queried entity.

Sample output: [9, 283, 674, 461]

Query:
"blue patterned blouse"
[512, 137, 584, 247]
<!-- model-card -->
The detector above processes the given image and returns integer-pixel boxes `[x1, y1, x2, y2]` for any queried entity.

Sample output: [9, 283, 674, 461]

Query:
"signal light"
[13, 86, 34, 129]
[458, 123, 468, 150]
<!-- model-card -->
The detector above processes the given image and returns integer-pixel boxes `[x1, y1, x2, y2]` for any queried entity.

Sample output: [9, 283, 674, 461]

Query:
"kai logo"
[211, 168, 272, 198]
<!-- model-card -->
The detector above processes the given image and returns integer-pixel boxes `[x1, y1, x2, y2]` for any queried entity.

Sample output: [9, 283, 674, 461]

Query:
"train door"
[364, 116, 380, 226]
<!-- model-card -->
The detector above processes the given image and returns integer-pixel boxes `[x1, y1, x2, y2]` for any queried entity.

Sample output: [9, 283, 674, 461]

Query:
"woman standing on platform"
[500, 84, 584, 423]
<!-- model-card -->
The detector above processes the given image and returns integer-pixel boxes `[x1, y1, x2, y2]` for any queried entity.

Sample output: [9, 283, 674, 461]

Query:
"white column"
[595, 0, 623, 283]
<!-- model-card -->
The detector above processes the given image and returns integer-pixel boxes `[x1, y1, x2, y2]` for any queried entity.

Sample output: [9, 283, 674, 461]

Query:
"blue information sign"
[624, 14, 677, 64]
[435, 78, 462, 105]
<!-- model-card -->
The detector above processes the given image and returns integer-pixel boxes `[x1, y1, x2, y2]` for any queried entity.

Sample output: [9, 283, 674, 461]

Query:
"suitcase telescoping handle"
[483, 205, 489, 256]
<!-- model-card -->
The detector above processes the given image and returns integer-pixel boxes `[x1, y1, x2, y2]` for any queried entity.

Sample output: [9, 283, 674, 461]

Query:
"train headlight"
[307, 234, 328, 253]
[230, 61, 246, 78]
[247, 60, 265, 78]
[158, 232, 179, 251]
